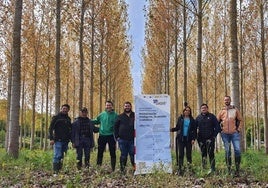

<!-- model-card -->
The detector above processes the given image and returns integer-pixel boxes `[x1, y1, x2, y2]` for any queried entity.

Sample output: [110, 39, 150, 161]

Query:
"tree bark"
[90, 0, 95, 118]
[8, 0, 23, 158]
[196, 0, 203, 110]
[183, 0, 187, 103]
[258, 0, 268, 154]
[229, 0, 240, 107]
[79, 0, 85, 110]
[55, 0, 61, 112]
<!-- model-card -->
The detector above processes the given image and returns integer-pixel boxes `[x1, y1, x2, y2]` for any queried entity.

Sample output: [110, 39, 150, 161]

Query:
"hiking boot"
[77, 161, 82, 170]
[177, 168, 183, 176]
[120, 158, 127, 173]
[202, 157, 207, 169]
[234, 156, 241, 177]
[111, 157, 116, 172]
[53, 162, 60, 174]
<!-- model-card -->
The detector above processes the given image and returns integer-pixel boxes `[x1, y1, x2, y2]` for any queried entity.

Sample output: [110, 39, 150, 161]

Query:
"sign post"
[134, 94, 172, 175]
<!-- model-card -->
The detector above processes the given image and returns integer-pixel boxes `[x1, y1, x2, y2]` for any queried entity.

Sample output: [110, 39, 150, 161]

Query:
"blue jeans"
[221, 132, 241, 158]
[118, 139, 134, 165]
[53, 141, 69, 163]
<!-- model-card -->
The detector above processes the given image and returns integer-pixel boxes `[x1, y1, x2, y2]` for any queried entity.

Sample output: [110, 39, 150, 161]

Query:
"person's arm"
[91, 113, 101, 125]
[212, 114, 221, 138]
[216, 110, 222, 123]
[92, 124, 99, 133]
[170, 116, 181, 132]
[114, 117, 120, 139]
[191, 119, 197, 143]
[71, 121, 77, 147]
[49, 116, 57, 145]
[236, 109, 243, 132]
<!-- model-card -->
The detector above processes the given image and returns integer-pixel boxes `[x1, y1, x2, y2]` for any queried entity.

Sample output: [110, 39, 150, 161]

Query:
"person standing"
[71, 107, 99, 169]
[196, 103, 221, 173]
[49, 104, 72, 174]
[217, 96, 243, 176]
[114, 101, 135, 173]
[91, 100, 118, 171]
[170, 106, 196, 175]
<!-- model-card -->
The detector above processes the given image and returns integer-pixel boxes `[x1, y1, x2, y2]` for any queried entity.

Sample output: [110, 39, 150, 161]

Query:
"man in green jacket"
[92, 100, 118, 171]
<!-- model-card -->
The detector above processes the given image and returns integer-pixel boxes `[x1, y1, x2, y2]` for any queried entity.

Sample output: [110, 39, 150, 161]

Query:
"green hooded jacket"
[91, 110, 118, 136]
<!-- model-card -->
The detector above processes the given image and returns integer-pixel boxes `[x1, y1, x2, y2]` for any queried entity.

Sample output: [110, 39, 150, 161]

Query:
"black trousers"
[198, 138, 215, 169]
[178, 138, 192, 168]
[76, 137, 91, 166]
[97, 135, 116, 165]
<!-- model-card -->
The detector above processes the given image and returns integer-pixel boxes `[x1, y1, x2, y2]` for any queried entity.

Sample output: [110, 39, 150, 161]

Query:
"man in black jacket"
[114, 101, 135, 172]
[49, 104, 72, 174]
[196, 103, 221, 173]
[71, 107, 99, 169]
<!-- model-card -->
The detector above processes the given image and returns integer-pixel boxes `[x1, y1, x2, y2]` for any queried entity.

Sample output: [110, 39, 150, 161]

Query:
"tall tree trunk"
[212, 6, 219, 150]
[45, 72, 49, 151]
[6, 60, 12, 150]
[30, 0, 44, 150]
[79, 0, 85, 110]
[8, 0, 23, 158]
[99, 22, 104, 113]
[258, 0, 268, 154]
[229, 0, 240, 107]
[55, 0, 61, 112]
[239, 0, 245, 152]
[20, 73, 25, 149]
[30, 56, 37, 150]
[40, 93, 44, 149]
[90, 0, 95, 118]
[223, 0, 228, 95]
[196, 0, 203, 110]
[23, 105, 27, 148]
[173, 5, 179, 150]
[44, 14, 53, 150]
[255, 59, 260, 150]
[183, 0, 187, 103]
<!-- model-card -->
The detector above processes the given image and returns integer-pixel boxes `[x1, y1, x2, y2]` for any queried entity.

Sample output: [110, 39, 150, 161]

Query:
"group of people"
[49, 95, 243, 177]
[171, 96, 243, 176]
[49, 101, 135, 174]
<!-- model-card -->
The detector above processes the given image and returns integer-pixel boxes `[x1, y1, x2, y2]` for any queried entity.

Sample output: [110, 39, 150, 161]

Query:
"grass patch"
[0, 147, 268, 187]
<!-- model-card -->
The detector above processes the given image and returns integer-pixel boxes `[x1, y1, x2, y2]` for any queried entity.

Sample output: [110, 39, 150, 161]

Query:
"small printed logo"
[153, 99, 166, 105]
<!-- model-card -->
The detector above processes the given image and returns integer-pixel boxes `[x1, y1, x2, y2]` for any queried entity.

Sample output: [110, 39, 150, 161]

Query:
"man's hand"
[50, 140, 55, 145]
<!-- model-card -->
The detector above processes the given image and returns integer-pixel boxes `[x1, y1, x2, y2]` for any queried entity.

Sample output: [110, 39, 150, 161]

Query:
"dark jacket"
[114, 111, 135, 141]
[196, 112, 221, 141]
[71, 117, 99, 148]
[170, 115, 196, 142]
[49, 112, 72, 142]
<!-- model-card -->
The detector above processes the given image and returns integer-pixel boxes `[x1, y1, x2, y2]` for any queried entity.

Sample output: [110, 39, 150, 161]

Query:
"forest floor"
[1, 148, 268, 187]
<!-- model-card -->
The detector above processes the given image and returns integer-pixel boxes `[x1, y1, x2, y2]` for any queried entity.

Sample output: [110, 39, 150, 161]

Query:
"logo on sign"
[153, 99, 166, 105]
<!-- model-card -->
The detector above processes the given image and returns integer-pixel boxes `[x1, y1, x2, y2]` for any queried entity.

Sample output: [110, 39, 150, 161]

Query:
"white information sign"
[134, 94, 172, 175]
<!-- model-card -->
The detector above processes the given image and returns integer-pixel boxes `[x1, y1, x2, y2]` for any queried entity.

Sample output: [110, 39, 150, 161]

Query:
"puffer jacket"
[196, 112, 221, 140]
[217, 105, 243, 134]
